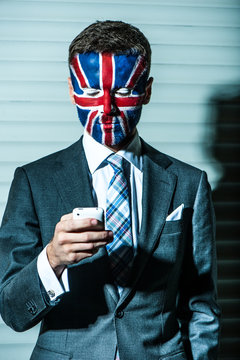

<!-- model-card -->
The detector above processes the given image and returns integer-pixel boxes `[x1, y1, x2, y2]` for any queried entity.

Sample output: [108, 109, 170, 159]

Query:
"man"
[0, 21, 220, 359]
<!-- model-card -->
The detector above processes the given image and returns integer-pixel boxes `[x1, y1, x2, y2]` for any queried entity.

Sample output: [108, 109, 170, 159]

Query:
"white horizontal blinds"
[0, 0, 240, 359]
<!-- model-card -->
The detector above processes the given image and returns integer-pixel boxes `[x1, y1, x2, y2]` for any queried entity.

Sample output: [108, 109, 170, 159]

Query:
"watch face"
[70, 52, 148, 146]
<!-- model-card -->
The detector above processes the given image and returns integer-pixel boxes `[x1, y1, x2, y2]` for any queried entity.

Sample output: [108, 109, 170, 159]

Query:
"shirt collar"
[82, 130, 142, 174]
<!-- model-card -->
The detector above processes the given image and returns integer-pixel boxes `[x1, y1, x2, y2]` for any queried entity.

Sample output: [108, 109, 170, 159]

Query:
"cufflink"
[47, 289, 55, 299]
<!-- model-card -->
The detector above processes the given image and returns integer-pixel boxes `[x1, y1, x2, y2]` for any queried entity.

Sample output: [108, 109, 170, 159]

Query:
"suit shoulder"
[167, 154, 203, 177]
[141, 139, 203, 178]
[21, 139, 83, 173]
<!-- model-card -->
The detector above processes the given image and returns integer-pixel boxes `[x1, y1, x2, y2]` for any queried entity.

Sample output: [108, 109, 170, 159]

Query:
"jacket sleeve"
[178, 171, 221, 359]
[0, 167, 54, 332]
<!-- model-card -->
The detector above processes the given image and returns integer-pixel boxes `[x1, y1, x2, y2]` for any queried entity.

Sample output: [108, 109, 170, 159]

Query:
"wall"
[0, 0, 240, 358]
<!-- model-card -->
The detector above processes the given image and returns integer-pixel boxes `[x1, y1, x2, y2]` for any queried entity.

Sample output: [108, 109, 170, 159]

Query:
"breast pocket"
[161, 219, 183, 235]
[152, 219, 185, 272]
[139, 219, 185, 291]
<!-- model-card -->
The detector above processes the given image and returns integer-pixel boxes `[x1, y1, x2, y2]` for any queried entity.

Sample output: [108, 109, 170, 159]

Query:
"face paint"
[69, 52, 148, 146]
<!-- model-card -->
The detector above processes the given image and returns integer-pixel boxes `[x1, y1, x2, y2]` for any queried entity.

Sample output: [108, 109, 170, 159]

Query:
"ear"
[68, 77, 76, 105]
[142, 77, 153, 105]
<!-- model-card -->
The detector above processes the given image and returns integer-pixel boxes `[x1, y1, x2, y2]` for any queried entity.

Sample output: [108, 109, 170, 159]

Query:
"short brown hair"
[68, 20, 151, 77]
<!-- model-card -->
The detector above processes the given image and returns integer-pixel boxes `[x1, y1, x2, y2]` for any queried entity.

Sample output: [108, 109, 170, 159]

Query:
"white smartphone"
[72, 207, 104, 222]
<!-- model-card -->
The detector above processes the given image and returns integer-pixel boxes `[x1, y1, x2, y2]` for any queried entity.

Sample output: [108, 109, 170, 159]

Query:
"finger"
[61, 218, 104, 233]
[58, 230, 113, 245]
[66, 249, 99, 264]
[64, 240, 109, 254]
[60, 213, 73, 221]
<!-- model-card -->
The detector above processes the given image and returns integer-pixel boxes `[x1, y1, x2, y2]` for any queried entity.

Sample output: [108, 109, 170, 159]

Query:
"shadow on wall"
[206, 86, 240, 359]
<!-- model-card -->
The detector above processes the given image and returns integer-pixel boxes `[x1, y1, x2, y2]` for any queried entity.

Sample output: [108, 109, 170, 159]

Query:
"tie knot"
[107, 153, 123, 172]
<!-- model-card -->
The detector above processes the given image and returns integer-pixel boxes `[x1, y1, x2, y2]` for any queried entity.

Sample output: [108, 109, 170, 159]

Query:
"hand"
[47, 212, 113, 277]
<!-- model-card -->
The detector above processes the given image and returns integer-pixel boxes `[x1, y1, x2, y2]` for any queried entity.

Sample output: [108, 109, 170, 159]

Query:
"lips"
[99, 115, 120, 125]
[101, 115, 115, 123]
[98, 116, 118, 132]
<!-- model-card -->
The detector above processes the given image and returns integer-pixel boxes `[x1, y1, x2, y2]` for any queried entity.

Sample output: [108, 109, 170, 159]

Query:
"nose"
[103, 89, 112, 114]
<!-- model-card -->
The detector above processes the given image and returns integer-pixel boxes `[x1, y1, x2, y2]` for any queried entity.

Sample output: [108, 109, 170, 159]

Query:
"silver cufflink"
[47, 289, 55, 298]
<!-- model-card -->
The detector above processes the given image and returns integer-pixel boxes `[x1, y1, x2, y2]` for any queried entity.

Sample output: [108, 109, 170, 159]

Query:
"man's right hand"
[46, 213, 113, 278]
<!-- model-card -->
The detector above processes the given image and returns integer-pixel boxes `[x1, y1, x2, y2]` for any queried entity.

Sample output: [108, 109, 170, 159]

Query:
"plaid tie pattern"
[106, 153, 134, 288]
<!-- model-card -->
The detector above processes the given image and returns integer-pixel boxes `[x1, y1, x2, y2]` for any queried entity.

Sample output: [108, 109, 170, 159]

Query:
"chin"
[103, 137, 123, 147]
[103, 131, 136, 149]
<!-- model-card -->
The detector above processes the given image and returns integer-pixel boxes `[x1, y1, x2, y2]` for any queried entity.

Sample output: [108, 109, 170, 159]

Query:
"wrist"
[46, 243, 65, 278]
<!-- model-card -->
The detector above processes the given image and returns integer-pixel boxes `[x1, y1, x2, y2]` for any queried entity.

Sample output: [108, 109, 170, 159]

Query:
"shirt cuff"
[37, 246, 70, 302]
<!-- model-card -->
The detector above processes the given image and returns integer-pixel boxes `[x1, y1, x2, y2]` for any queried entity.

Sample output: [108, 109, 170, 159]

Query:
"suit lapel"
[118, 140, 177, 307]
[51, 138, 95, 213]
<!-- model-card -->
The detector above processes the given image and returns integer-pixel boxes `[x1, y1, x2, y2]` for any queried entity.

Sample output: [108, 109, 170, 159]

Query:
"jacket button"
[115, 310, 124, 319]
[26, 300, 37, 315]
[29, 306, 37, 315]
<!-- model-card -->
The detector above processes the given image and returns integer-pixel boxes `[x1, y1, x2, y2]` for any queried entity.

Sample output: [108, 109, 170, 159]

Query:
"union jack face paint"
[70, 52, 148, 146]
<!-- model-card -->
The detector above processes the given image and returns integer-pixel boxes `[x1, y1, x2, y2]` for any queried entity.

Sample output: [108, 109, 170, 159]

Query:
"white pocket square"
[166, 204, 184, 221]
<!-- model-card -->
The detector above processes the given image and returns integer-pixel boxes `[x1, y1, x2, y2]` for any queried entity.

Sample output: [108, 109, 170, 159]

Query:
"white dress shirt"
[37, 130, 143, 302]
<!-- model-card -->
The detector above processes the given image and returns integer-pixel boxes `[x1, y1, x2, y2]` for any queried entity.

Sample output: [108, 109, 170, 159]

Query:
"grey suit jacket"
[0, 137, 220, 360]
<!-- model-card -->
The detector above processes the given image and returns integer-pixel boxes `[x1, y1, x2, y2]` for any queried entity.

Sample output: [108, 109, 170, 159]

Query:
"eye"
[84, 88, 101, 97]
[115, 88, 132, 96]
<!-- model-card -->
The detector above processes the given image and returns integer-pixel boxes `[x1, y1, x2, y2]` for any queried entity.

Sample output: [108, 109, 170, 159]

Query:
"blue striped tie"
[106, 153, 134, 288]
